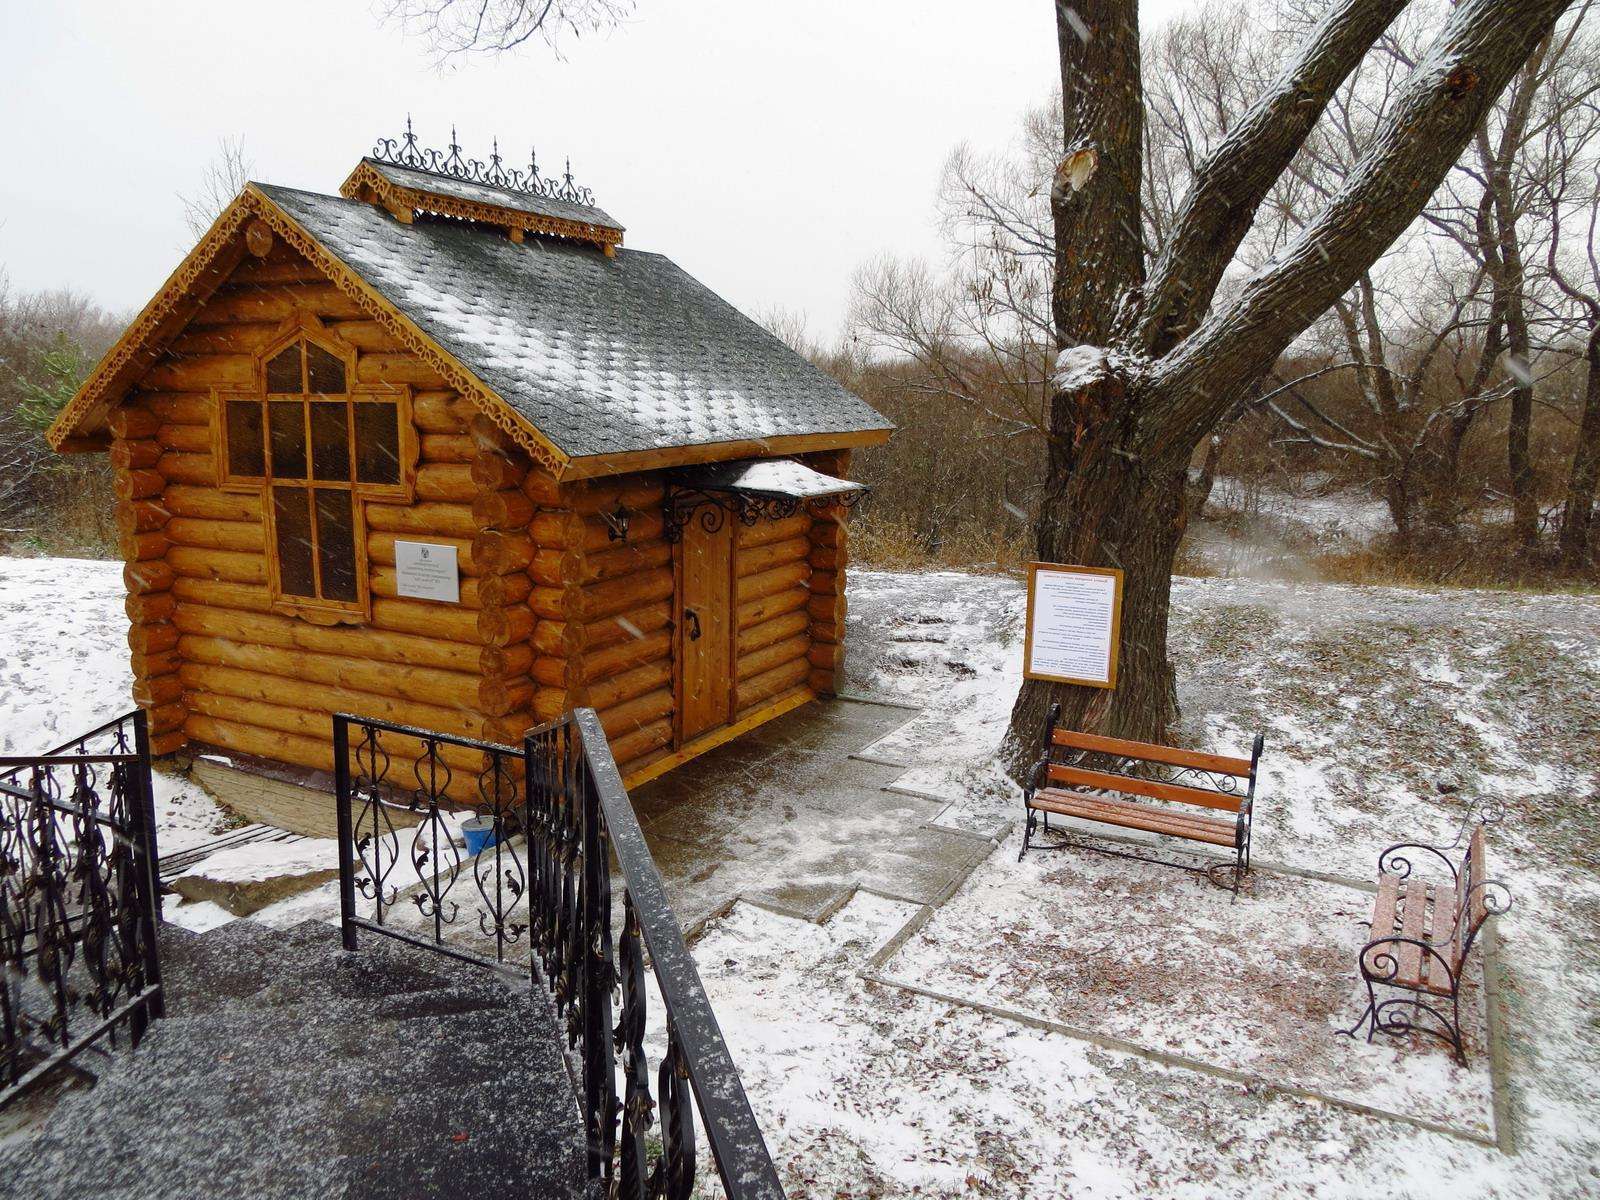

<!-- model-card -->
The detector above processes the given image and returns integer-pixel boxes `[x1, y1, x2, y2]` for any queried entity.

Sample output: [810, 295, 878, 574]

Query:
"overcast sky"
[0, 1, 1189, 341]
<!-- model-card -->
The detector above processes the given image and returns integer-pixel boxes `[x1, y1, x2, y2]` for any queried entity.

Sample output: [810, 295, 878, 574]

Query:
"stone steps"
[0, 917, 590, 1199]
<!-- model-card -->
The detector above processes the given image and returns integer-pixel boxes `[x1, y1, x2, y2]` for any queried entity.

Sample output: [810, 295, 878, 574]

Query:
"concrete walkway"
[630, 697, 997, 931]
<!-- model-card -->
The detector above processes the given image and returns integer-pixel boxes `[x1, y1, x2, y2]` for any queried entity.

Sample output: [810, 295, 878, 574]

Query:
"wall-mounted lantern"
[600, 500, 631, 543]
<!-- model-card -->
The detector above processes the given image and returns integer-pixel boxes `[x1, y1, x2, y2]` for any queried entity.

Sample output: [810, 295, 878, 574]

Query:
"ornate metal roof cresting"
[372, 117, 597, 206]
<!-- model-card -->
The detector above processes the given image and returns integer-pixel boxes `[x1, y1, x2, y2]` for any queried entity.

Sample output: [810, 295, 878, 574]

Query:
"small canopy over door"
[667, 459, 865, 744]
[670, 458, 866, 505]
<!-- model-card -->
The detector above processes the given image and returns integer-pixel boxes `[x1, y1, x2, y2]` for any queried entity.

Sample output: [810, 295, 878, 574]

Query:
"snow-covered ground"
[1186, 478, 1395, 579]
[0, 557, 232, 852]
[3, 555, 1597, 1197]
[691, 569, 1600, 1198]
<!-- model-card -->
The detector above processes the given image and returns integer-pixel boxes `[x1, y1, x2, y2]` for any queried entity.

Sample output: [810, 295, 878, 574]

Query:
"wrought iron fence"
[0, 711, 164, 1110]
[333, 709, 785, 1200]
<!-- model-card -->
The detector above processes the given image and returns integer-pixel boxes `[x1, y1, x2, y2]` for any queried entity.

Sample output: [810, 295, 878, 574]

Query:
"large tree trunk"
[1386, 469, 1417, 546]
[1487, 126, 1541, 550]
[1424, 298, 1505, 531]
[1005, 372, 1185, 774]
[1505, 314, 1539, 549]
[1006, 0, 1573, 776]
[1558, 322, 1600, 568]
[1006, 0, 1147, 771]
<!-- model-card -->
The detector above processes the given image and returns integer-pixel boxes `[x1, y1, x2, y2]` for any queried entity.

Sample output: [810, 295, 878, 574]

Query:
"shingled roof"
[259, 183, 890, 465]
[48, 168, 891, 480]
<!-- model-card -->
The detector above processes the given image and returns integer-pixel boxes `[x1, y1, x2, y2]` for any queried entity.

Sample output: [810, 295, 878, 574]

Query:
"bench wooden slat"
[1051, 728, 1254, 778]
[1372, 871, 1400, 937]
[1396, 877, 1429, 988]
[1466, 826, 1487, 930]
[1031, 789, 1236, 847]
[1426, 881, 1459, 992]
[1040, 791, 1235, 841]
[1046, 763, 1243, 813]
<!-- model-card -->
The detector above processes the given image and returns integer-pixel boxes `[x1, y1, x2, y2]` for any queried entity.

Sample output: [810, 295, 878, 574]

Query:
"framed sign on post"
[1023, 562, 1124, 689]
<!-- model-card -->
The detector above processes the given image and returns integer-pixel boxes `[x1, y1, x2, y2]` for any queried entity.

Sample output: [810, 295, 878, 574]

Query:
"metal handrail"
[569, 707, 785, 1200]
[332, 708, 785, 1198]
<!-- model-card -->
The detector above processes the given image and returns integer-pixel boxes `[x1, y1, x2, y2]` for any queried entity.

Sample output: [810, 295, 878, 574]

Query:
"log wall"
[108, 229, 856, 790]
[801, 449, 852, 697]
[529, 472, 676, 777]
[128, 237, 502, 774]
[733, 512, 815, 719]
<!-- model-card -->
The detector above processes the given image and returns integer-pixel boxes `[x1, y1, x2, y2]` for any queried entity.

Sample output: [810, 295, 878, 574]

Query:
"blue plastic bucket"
[462, 816, 498, 856]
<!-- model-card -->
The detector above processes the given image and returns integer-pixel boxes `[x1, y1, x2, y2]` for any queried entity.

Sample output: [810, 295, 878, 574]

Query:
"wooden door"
[677, 515, 734, 741]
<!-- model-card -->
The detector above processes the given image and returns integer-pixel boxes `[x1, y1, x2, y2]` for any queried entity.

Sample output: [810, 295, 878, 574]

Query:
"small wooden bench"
[1344, 806, 1511, 1066]
[1020, 703, 1265, 893]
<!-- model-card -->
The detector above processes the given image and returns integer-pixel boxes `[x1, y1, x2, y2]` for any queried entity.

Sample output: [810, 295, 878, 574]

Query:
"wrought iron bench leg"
[1344, 938, 1472, 1066]
[1339, 980, 1379, 1043]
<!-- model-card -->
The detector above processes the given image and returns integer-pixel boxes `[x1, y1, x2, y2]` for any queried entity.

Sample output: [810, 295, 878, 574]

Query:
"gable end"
[49, 187, 568, 477]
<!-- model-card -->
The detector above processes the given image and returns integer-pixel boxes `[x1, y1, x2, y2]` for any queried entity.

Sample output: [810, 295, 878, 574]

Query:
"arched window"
[218, 326, 412, 621]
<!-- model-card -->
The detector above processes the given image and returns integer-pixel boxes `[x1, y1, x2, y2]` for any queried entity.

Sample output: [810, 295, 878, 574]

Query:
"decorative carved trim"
[662, 484, 866, 544]
[47, 203, 254, 452]
[49, 187, 570, 478]
[340, 161, 623, 253]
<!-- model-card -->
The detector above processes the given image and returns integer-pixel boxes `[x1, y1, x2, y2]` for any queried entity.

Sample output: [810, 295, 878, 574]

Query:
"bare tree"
[1005, 0, 1577, 768]
[379, 0, 633, 61]
[1542, 89, 1600, 565]
[178, 136, 253, 242]
[0, 278, 124, 551]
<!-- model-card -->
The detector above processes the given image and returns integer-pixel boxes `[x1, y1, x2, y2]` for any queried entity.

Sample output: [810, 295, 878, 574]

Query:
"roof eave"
[47, 190, 261, 449]
[560, 426, 894, 482]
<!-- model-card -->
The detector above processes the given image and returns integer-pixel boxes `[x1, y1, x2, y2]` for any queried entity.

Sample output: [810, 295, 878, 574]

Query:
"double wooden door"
[676, 515, 735, 741]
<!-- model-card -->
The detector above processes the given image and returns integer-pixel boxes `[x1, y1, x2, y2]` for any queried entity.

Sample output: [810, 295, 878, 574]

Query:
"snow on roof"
[260, 183, 892, 463]
[676, 457, 865, 499]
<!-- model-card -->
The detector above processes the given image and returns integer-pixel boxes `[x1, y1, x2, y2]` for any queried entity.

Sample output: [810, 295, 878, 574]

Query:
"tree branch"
[1147, 0, 1578, 463]
[1136, 0, 1409, 357]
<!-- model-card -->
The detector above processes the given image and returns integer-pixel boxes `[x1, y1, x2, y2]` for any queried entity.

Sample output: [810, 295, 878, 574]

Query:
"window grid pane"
[268, 400, 307, 478]
[314, 488, 359, 603]
[354, 402, 402, 486]
[305, 342, 347, 395]
[272, 486, 316, 599]
[225, 400, 265, 478]
[310, 401, 350, 481]
[266, 344, 303, 394]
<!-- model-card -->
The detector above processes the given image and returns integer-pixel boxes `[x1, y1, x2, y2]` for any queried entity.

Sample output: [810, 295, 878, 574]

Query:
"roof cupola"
[340, 118, 624, 255]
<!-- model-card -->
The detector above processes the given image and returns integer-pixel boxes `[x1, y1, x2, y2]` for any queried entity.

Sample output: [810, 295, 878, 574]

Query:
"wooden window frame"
[213, 319, 416, 626]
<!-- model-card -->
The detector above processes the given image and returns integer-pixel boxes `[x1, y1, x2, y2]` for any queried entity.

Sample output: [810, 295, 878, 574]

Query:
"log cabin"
[47, 132, 892, 803]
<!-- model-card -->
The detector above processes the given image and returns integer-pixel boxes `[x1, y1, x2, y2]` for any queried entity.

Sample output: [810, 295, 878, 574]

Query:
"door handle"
[685, 609, 702, 641]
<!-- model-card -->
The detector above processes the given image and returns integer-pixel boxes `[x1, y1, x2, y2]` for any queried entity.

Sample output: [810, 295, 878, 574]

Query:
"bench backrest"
[1453, 824, 1492, 965]
[1041, 705, 1264, 815]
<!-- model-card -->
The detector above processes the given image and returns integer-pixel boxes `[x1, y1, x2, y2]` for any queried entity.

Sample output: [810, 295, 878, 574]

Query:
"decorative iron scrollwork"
[1, 712, 163, 1109]
[662, 484, 866, 543]
[333, 709, 786, 1198]
[373, 116, 598, 206]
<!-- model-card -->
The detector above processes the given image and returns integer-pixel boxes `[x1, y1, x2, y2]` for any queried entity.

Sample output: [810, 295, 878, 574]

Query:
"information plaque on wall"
[394, 540, 461, 604]
[1023, 562, 1124, 689]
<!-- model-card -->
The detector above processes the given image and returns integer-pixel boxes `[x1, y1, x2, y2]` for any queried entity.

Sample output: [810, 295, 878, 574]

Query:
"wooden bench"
[1343, 805, 1511, 1066]
[1020, 703, 1265, 893]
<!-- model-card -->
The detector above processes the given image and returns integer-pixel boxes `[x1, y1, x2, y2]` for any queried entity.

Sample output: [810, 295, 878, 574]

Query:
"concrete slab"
[626, 697, 995, 934]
